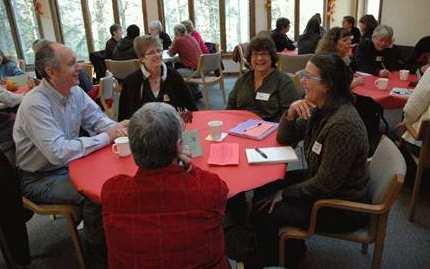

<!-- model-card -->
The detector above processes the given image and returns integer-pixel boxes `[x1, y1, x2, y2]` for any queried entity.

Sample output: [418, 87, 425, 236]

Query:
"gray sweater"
[277, 103, 369, 202]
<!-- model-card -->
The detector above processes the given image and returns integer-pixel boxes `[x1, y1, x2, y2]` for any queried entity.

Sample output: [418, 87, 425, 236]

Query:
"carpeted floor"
[2, 76, 430, 269]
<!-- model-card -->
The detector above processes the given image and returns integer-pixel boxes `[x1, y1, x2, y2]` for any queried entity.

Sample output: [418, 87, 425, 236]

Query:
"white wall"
[380, 0, 430, 46]
[330, 0, 354, 27]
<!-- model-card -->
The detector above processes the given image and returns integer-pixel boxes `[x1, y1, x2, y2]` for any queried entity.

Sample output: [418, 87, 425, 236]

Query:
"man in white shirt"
[13, 41, 127, 262]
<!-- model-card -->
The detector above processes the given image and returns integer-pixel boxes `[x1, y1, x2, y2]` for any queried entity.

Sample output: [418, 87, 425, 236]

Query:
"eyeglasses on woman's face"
[251, 51, 270, 58]
[145, 48, 162, 57]
[302, 71, 322, 81]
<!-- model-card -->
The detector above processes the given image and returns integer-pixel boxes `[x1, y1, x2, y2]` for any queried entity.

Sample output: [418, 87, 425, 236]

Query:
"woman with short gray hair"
[355, 24, 405, 76]
[102, 102, 229, 269]
[118, 35, 197, 121]
[148, 20, 172, 50]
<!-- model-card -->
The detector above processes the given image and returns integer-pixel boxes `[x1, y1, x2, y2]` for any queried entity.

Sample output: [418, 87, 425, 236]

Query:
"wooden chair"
[278, 135, 406, 269]
[185, 52, 226, 109]
[98, 73, 117, 119]
[277, 53, 313, 74]
[405, 119, 430, 221]
[80, 62, 93, 81]
[237, 44, 249, 75]
[22, 197, 86, 269]
[104, 59, 140, 81]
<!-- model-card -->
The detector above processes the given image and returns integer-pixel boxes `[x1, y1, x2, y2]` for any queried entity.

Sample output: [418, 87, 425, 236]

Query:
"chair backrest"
[277, 53, 313, 74]
[80, 62, 93, 80]
[368, 135, 406, 206]
[197, 53, 222, 76]
[100, 73, 114, 100]
[105, 59, 140, 80]
[417, 119, 430, 167]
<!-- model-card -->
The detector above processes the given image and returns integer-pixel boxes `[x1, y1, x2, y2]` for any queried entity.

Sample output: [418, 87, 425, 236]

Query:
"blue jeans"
[20, 167, 105, 248]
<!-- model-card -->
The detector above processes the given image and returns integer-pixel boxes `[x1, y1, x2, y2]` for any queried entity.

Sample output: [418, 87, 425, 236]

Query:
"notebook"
[208, 143, 239, 166]
[245, 146, 298, 165]
[228, 119, 278, 140]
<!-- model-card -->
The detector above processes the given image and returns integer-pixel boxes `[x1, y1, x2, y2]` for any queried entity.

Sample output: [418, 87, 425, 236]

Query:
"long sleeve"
[277, 112, 306, 147]
[0, 88, 23, 107]
[403, 68, 430, 125]
[170, 70, 198, 111]
[226, 77, 241, 109]
[277, 75, 300, 118]
[355, 41, 379, 75]
[80, 91, 116, 134]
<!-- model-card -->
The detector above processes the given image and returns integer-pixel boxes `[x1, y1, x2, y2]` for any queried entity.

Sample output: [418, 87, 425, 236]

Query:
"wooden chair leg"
[202, 84, 209, 109]
[278, 235, 286, 267]
[409, 164, 424, 222]
[220, 79, 226, 105]
[361, 243, 368, 254]
[371, 218, 387, 269]
[65, 215, 86, 269]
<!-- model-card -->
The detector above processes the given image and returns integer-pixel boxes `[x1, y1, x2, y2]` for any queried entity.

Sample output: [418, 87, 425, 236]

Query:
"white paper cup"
[399, 69, 410, 81]
[208, 120, 223, 140]
[374, 78, 389, 90]
[111, 136, 131, 157]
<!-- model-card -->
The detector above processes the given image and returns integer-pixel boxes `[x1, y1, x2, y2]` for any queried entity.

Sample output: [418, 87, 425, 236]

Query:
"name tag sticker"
[312, 141, 322, 155]
[255, 92, 270, 101]
[376, 56, 383, 62]
[163, 94, 170, 102]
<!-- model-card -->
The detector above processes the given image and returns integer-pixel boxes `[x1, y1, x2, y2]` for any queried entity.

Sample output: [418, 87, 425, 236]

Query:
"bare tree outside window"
[0, 1, 18, 60]
[57, 0, 88, 60]
[88, 0, 114, 51]
[194, 0, 220, 44]
[271, 0, 295, 38]
[225, 0, 249, 52]
[11, 0, 40, 64]
[164, 0, 189, 38]
[118, 0, 145, 33]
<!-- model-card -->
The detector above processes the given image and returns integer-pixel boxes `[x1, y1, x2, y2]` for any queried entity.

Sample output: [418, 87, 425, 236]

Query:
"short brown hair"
[246, 36, 278, 68]
[316, 27, 351, 55]
[133, 35, 162, 58]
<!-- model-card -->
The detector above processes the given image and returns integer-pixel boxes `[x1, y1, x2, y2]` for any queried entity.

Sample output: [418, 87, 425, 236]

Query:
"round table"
[353, 71, 417, 109]
[69, 110, 286, 203]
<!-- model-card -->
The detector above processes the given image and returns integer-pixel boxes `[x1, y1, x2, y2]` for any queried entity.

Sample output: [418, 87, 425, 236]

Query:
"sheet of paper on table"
[245, 146, 298, 165]
[182, 129, 202, 157]
[208, 143, 239, 166]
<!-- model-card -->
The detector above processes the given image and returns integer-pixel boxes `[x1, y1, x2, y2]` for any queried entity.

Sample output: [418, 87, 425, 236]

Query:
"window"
[88, 0, 115, 51]
[0, 0, 17, 60]
[299, 0, 324, 34]
[270, 0, 295, 39]
[57, 0, 88, 60]
[11, 0, 40, 64]
[225, 0, 249, 51]
[366, 0, 381, 20]
[118, 0, 145, 34]
[194, 0, 220, 44]
[163, 0, 189, 38]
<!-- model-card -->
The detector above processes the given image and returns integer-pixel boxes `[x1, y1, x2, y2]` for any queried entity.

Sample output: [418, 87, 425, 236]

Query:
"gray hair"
[181, 20, 194, 33]
[372, 25, 394, 39]
[149, 20, 162, 31]
[128, 102, 184, 169]
[32, 39, 51, 53]
[34, 41, 60, 79]
[174, 24, 186, 36]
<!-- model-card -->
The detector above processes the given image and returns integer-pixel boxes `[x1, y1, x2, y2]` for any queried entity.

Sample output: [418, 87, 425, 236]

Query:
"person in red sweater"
[168, 24, 202, 76]
[102, 102, 229, 269]
[181, 20, 209, 54]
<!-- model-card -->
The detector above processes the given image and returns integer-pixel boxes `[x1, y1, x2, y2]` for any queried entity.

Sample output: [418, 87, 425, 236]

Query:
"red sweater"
[102, 164, 229, 269]
[169, 35, 202, 69]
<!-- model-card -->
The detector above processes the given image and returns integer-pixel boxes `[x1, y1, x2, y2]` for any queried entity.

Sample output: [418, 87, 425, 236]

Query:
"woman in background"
[181, 20, 209, 54]
[0, 49, 24, 78]
[358, 14, 379, 42]
[297, 16, 323, 54]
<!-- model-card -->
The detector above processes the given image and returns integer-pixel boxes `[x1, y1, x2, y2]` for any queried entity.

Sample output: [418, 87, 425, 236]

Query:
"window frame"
[159, 0, 256, 53]
[1, 0, 43, 65]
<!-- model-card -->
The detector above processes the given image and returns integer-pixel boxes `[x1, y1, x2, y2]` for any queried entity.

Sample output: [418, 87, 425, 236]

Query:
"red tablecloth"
[353, 71, 417, 109]
[279, 48, 298, 56]
[69, 110, 286, 203]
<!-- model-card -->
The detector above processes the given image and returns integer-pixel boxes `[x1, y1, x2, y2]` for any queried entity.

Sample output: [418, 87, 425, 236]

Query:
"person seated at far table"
[250, 53, 369, 269]
[102, 102, 229, 269]
[181, 20, 209, 53]
[271, 17, 296, 52]
[409, 35, 430, 75]
[105, 24, 123, 59]
[227, 36, 299, 122]
[118, 35, 197, 121]
[112, 24, 140, 60]
[168, 24, 202, 77]
[148, 20, 172, 50]
[297, 16, 323, 55]
[358, 14, 378, 42]
[355, 24, 405, 77]
[0, 49, 24, 78]
[13, 41, 129, 266]
[316, 27, 364, 87]
[342, 16, 361, 46]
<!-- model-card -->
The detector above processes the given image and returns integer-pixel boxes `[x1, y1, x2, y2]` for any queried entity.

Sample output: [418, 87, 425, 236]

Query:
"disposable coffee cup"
[111, 136, 131, 157]
[374, 78, 389, 90]
[208, 120, 223, 140]
[399, 70, 410, 81]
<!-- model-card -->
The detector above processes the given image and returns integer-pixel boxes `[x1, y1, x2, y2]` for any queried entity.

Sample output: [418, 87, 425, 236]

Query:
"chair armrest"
[405, 123, 419, 140]
[305, 199, 385, 236]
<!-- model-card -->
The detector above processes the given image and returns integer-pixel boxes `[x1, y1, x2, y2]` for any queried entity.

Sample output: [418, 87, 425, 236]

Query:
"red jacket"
[102, 164, 229, 269]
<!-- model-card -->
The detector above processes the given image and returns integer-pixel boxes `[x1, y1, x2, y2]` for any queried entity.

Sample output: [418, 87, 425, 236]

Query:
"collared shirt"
[13, 79, 116, 172]
[0, 86, 23, 108]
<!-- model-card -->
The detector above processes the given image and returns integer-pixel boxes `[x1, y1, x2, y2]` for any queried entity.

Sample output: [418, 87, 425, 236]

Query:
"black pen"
[255, 148, 268, 159]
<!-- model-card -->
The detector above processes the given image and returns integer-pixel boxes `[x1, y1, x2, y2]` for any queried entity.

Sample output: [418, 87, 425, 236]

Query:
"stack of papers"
[245, 146, 298, 165]
[208, 143, 239, 166]
[228, 119, 278, 140]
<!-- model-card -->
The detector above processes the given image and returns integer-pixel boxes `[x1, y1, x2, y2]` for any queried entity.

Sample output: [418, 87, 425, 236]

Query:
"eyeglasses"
[302, 72, 322, 81]
[145, 49, 162, 56]
[251, 51, 270, 57]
